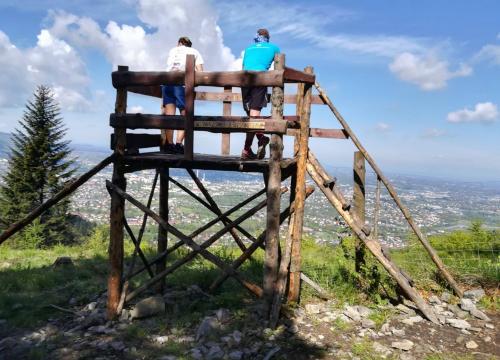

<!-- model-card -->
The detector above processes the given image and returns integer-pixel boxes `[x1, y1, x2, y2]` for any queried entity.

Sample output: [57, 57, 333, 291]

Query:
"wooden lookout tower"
[0, 53, 463, 327]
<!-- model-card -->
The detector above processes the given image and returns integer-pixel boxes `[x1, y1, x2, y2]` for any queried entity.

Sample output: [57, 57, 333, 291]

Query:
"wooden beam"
[112, 70, 285, 88]
[110, 133, 161, 150]
[184, 55, 195, 160]
[288, 66, 313, 304]
[110, 114, 292, 134]
[108, 65, 128, 320]
[264, 53, 285, 316]
[221, 86, 231, 155]
[0, 155, 113, 246]
[353, 151, 366, 274]
[284, 66, 316, 84]
[286, 128, 349, 139]
[157, 167, 169, 292]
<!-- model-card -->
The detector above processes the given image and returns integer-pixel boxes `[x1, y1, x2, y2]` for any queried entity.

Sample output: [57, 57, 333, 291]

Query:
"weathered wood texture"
[127, 85, 326, 105]
[353, 151, 366, 273]
[314, 82, 463, 297]
[108, 65, 128, 319]
[0, 155, 113, 246]
[285, 128, 348, 139]
[184, 55, 195, 160]
[221, 86, 231, 155]
[110, 114, 293, 134]
[306, 150, 438, 324]
[283, 67, 316, 84]
[288, 66, 313, 303]
[264, 53, 285, 315]
[122, 153, 297, 174]
[156, 168, 169, 292]
[113, 70, 285, 88]
[373, 177, 381, 239]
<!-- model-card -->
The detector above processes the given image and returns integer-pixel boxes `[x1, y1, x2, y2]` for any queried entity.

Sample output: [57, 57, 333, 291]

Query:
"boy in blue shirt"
[241, 29, 280, 160]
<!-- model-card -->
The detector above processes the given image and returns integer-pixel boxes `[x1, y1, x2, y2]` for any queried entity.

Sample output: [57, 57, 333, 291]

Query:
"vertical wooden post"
[353, 151, 366, 273]
[221, 86, 231, 155]
[156, 167, 169, 293]
[373, 176, 381, 240]
[288, 66, 313, 302]
[184, 54, 195, 160]
[107, 65, 128, 319]
[264, 54, 285, 315]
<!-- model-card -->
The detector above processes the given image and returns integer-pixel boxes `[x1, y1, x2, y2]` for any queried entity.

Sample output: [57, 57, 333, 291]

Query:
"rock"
[448, 304, 468, 319]
[86, 302, 97, 311]
[470, 308, 491, 321]
[53, 256, 73, 267]
[372, 341, 392, 356]
[392, 328, 406, 337]
[401, 315, 423, 326]
[130, 296, 165, 319]
[465, 340, 478, 349]
[206, 345, 224, 360]
[110, 341, 125, 351]
[455, 336, 465, 344]
[380, 323, 391, 333]
[440, 292, 452, 303]
[0, 337, 16, 350]
[463, 289, 485, 302]
[446, 318, 471, 329]
[215, 308, 231, 323]
[287, 324, 299, 334]
[460, 298, 476, 312]
[361, 319, 376, 329]
[228, 350, 243, 360]
[484, 336, 491, 342]
[232, 330, 242, 345]
[305, 303, 322, 314]
[190, 348, 204, 360]
[428, 295, 441, 305]
[396, 304, 416, 316]
[154, 335, 169, 344]
[80, 313, 105, 329]
[343, 306, 361, 322]
[484, 323, 494, 329]
[356, 306, 372, 318]
[196, 316, 220, 341]
[391, 339, 414, 351]
[119, 309, 130, 322]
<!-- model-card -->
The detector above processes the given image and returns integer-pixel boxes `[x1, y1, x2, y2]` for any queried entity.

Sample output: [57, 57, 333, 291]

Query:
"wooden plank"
[286, 128, 349, 139]
[284, 66, 316, 84]
[110, 114, 291, 134]
[184, 55, 195, 160]
[0, 155, 113, 246]
[112, 70, 285, 88]
[221, 86, 231, 155]
[373, 177, 381, 240]
[264, 53, 285, 316]
[108, 65, 128, 320]
[314, 82, 463, 298]
[353, 151, 366, 274]
[157, 167, 168, 292]
[128, 87, 326, 105]
[288, 66, 313, 303]
[110, 133, 161, 150]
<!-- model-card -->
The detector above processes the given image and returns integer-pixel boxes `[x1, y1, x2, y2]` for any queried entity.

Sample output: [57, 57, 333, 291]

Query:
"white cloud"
[47, 0, 240, 71]
[447, 102, 498, 124]
[475, 44, 500, 65]
[389, 52, 472, 90]
[129, 105, 144, 113]
[422, 128, 446, 138]
[375, 122, 390, 131]
[0, 29, 90, 110]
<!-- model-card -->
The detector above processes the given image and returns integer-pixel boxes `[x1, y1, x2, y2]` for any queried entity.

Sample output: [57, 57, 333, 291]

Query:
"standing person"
[240, 28, 280, 160]
[162, 36, 204, 154]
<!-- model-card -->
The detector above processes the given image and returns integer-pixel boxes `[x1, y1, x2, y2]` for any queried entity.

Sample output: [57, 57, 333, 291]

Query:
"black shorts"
[241, 86, 269, 113]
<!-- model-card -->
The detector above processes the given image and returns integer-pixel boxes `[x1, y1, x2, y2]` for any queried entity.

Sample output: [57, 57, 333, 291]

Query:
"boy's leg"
[176, 109, 186, 144]
[174, 86, 186, 145]
[162, 85, 176, 145]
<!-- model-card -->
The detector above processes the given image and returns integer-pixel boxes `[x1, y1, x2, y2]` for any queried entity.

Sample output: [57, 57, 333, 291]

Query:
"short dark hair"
[178, 37, 192, 47]
[257, 28, 270, 39]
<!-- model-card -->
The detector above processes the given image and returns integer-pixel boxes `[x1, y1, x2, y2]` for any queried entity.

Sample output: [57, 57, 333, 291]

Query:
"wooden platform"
[122, 152, 297, 175]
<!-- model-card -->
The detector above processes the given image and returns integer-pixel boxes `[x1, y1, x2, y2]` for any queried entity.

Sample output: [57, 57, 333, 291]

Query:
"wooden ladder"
[307, 150, 439, 323]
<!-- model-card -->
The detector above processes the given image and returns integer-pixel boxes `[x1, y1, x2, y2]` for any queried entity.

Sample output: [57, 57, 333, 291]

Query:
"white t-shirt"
[166, 45, 204, 71]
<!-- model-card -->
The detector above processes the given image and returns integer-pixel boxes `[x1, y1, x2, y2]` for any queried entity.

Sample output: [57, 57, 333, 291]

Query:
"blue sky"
[0, 0, 498, 180]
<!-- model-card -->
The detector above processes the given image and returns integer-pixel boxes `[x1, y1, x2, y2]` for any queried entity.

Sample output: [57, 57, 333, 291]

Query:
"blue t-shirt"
[242, 42, 280, 71]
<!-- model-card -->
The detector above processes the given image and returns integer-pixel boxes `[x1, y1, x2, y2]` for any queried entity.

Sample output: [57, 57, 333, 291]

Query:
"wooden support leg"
[353, 151, 366, 273]
[157, 167, 169, 293]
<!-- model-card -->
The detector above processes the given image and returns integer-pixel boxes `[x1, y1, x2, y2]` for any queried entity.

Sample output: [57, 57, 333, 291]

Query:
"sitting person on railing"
[162, 36, 204, 154]
[240, 28, 280, 160]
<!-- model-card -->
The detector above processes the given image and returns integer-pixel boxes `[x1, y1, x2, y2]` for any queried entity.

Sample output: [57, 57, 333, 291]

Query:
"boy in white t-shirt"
[162, 37, 204, 154]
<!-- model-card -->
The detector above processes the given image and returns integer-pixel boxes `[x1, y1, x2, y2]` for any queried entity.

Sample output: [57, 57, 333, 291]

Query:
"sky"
[0, 0, 498, 181]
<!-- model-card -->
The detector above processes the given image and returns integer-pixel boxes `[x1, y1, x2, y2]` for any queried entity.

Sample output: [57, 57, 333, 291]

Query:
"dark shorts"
[241, 86, 268, 113]
[162, 85, 185, 110]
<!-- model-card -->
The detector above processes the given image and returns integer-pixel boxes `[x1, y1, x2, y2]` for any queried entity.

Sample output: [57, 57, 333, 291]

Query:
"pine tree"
[0, 85, 77, 247]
